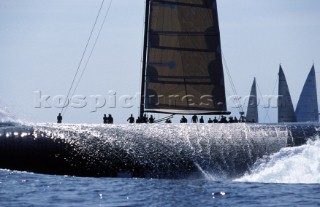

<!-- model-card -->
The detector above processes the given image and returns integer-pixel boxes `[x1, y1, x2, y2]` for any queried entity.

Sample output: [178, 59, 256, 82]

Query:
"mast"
[140, 0, 150, 118]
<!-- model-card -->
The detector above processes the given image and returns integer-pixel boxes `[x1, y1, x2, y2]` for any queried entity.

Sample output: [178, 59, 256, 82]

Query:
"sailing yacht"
[246, 78, 258, 123]
[139, 0, 230, 118]
[295, 65, 319, 122]
[1, 0, 318, 178]
[278, 65, 296, 123]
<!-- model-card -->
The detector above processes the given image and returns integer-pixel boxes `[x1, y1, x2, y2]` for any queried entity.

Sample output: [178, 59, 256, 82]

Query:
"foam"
[236, 138, 320, 184]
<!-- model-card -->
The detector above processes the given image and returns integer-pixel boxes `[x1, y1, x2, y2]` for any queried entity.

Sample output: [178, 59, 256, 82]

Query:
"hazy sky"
[0, 0, 319, 124]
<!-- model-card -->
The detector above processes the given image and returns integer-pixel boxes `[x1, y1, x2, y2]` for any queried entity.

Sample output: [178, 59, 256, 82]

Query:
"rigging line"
[256, 79, 270, 122]
[256, 80, 267, 121]
[69, 0, 113, 102]
[263, 75, 278, 123]
[221, 52, 244, 113]
[64, 0, 113, 116]
[225, 88, 242, 111]
[61, 0, 106, 115]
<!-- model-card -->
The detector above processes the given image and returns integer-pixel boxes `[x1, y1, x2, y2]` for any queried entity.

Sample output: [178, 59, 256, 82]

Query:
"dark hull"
[0, 123, 318, 179]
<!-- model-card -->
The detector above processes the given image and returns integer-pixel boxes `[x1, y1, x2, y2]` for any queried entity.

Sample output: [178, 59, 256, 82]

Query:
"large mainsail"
[141, 0, 229, 115]
[246, 78, 258, 123]
[278, 65, 296, 123]
[295, 65, 319, 122]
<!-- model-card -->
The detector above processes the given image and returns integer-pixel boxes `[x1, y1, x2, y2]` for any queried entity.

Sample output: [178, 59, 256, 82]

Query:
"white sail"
[295, 65, 319, 122]
[246, 78, 258, 123]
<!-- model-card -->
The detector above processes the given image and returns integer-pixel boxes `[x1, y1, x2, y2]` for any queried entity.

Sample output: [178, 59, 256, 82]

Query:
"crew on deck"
[149, 115, 155, 123]
[57, 113, 62, 123]
[219, 116, 228, 123]
[180, 116, 187, 123]
[54, 113, 248, 125]
[191, 115, 198, 123]
[127, 114, 135, 123]
[108, 114, 113, 124]
[103, 114, 108, 124]
[98, 114, 250, 124]
[228, 116, 234, 123]
[136, 116, 142, 123]
[103, 114, 113, 124]
[142, 114, 148, 123]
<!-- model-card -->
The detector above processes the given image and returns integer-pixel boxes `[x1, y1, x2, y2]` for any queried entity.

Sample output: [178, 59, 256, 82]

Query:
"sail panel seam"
[153, 0, 212, 9]
[146, 75, 212, 79]
[146, 81, 215, 85]
[150, 46, 215, 52]
[151, 31, 219, 36]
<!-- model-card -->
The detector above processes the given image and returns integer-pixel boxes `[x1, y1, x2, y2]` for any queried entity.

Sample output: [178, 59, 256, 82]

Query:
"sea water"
[0, 124, 319, 206]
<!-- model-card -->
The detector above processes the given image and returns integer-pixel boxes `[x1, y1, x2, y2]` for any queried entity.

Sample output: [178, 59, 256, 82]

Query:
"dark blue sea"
[1, 163, 319, 207]
[0, 110, 320, 206]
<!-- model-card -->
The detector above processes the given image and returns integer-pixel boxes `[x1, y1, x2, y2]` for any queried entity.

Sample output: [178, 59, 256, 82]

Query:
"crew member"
[108, 114, 113, 124]
[57, 113, 62, 123]
[103, 114, 108, 124]
[191, 115, 198, 123]
[127, 114, 135, 123]
[180, 116, 187, 123]
[149, 115, 155, 123]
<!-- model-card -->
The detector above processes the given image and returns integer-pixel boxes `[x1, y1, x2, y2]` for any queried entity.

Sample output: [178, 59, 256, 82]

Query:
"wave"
[235, 138, 320, 184]
[0, 104, 16, 123]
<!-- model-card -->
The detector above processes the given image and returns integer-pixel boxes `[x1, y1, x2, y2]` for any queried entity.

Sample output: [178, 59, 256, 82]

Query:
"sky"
[0, 0, 319, 124]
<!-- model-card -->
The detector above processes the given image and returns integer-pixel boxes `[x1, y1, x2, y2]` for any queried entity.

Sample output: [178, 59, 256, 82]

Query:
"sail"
[142, 0, 228, 115]
[295, 65, 319, 122]
[278, 66, 296, 123]
[246, 78, 258, 123]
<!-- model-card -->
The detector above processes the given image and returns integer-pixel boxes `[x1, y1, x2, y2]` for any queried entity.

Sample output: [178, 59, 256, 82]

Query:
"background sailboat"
[278, 65, 296, 123]
[295, 65, 319, 122]
[246, 78, 258, 123]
